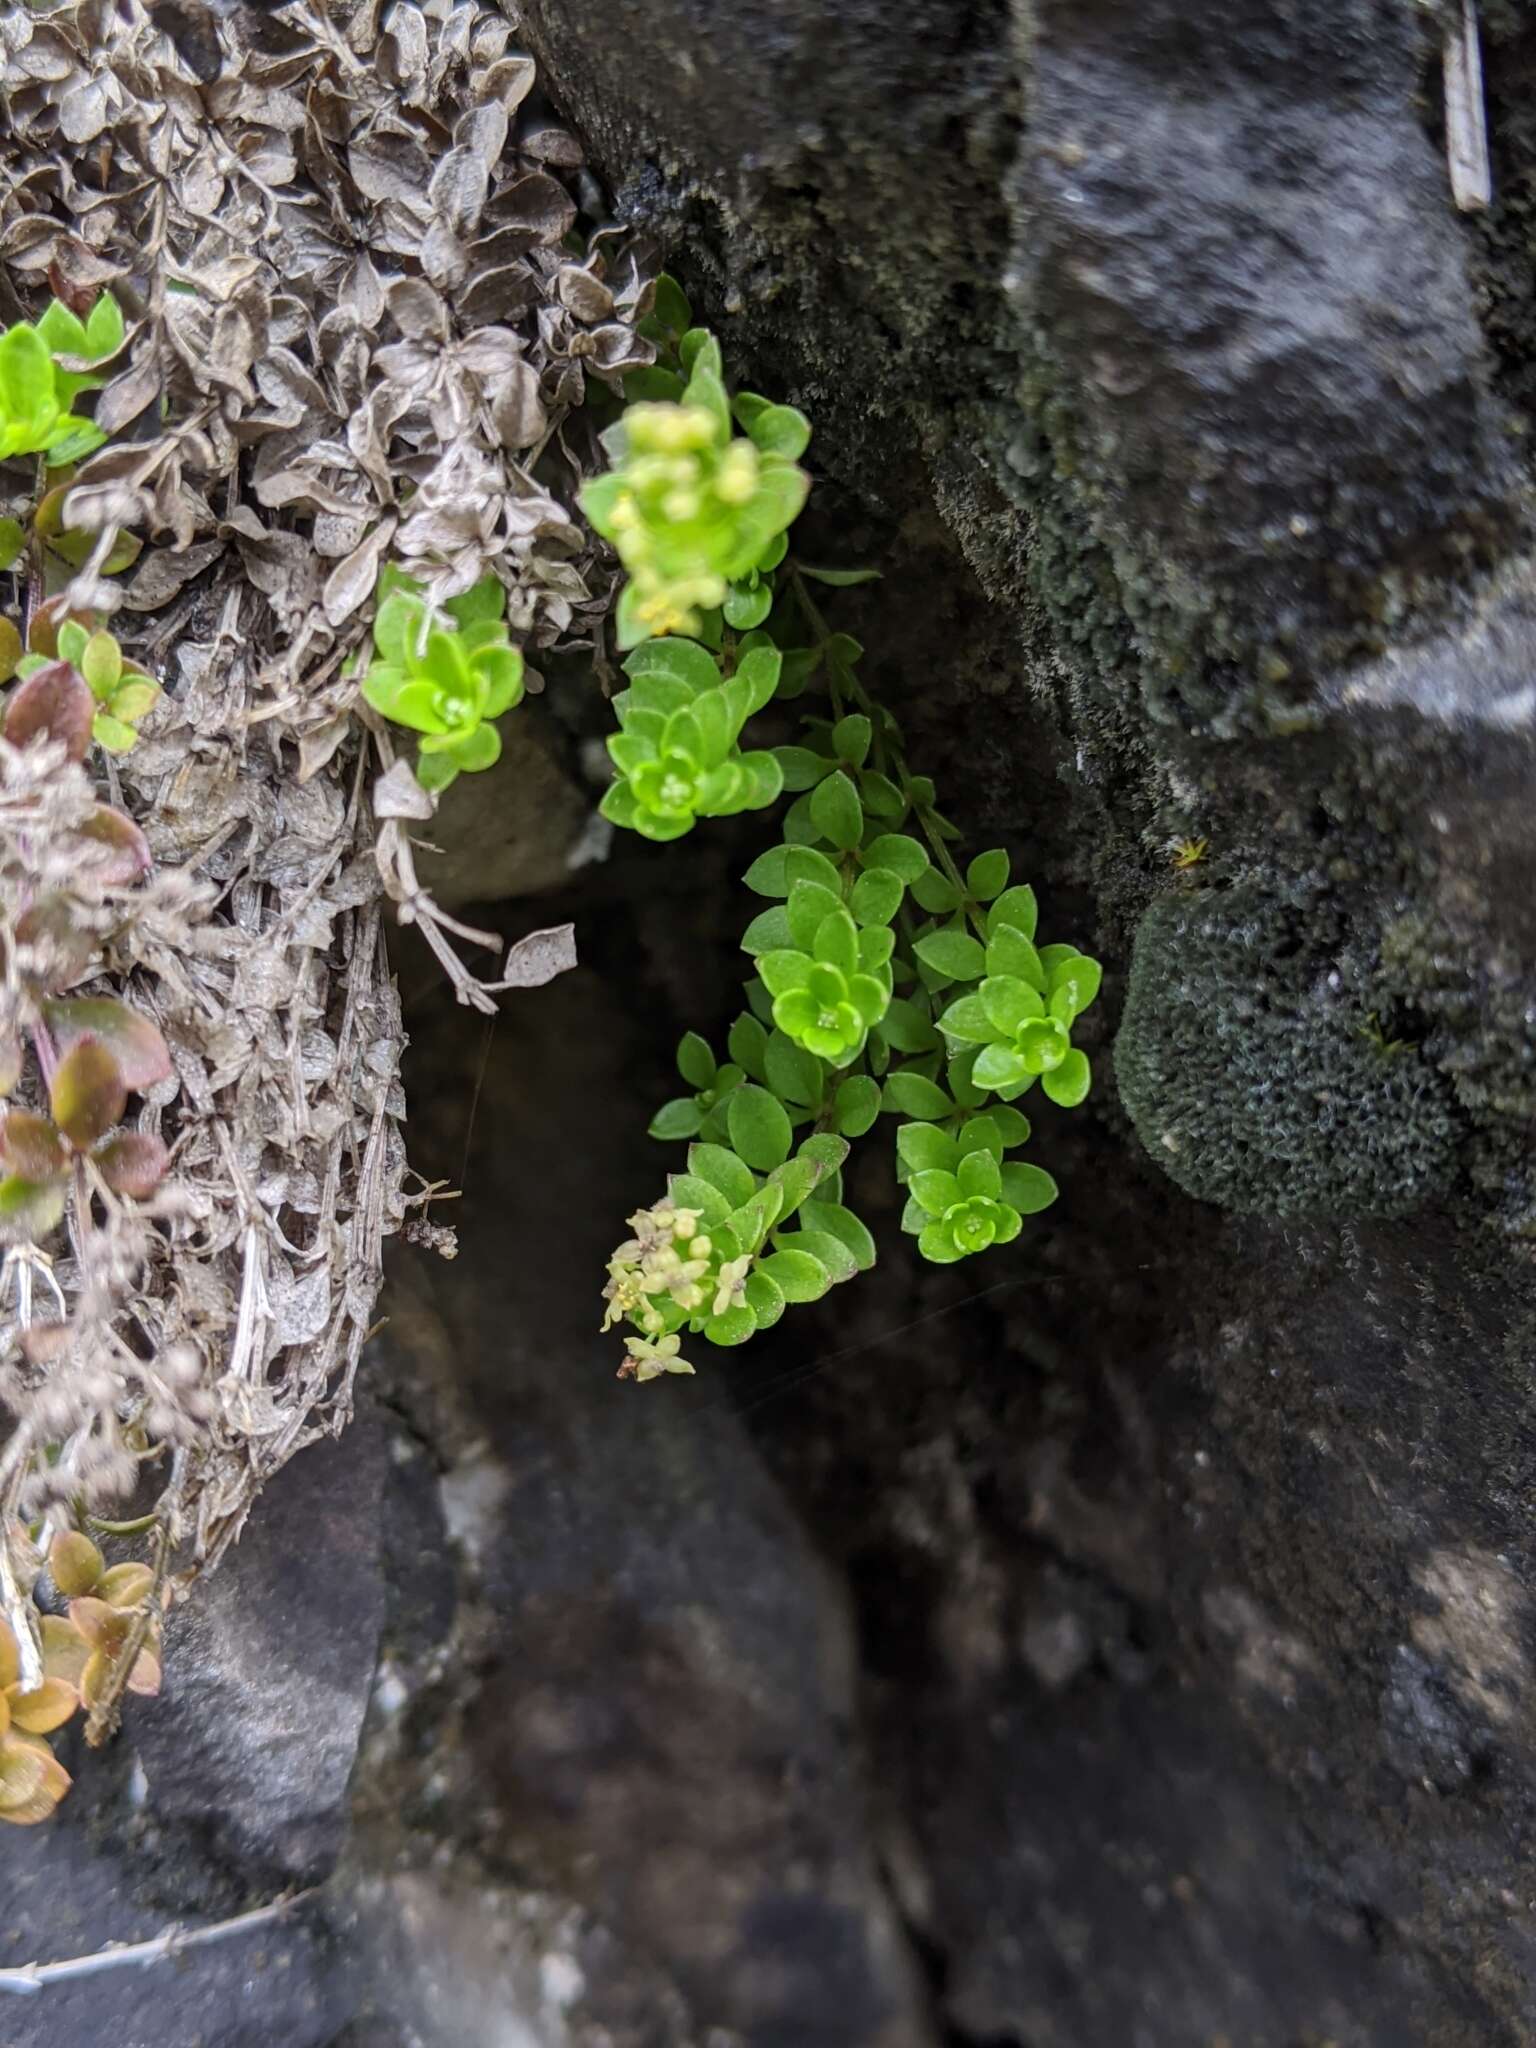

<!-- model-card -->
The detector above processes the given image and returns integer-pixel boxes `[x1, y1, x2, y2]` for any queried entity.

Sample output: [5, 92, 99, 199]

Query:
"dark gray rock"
[345, 959, 936, 2048]
[1014, 0, 1521, 712]
[1114, 884, 1457, 1217]
[507, 2, 1536, 2040]
[0, 1752, 357, 2048]
[135, 1422, 389, 1885]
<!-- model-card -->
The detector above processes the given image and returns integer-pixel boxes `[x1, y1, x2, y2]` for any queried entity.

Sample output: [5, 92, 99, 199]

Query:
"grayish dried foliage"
[0, 0, 644, 1604]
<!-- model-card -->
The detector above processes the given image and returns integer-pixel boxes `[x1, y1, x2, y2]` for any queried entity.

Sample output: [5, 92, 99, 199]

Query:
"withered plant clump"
[0, 0, 656, 1809]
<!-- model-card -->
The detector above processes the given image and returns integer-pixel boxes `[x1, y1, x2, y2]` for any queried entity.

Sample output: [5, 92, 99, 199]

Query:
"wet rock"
[343, 960, 936, 2048]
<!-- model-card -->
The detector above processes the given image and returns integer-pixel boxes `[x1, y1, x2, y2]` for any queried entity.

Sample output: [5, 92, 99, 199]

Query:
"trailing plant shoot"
[592, 282, 1102, 1379]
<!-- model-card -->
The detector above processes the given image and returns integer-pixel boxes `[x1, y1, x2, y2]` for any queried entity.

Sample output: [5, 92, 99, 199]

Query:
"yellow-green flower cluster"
[581, 330, 809, 649]
[601, 1199, 754, 1367]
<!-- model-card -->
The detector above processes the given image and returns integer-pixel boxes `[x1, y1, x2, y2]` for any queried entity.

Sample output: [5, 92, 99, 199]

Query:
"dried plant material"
[1444, 0, 1492, 212]
[0, 0, 641, 1642]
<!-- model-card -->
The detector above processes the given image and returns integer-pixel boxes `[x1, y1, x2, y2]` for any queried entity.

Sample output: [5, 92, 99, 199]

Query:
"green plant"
[594, 281, 1102, 1377]
[359, 567, 525, 791]
[601, 635, 783, 840]
[582, 316, 810, 649]
[0, 293, 123, 466]
[9, 618, 161, 755]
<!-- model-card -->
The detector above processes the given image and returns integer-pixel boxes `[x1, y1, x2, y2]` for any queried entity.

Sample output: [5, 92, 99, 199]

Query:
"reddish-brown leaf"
[42, 999, 173, 1091]
[3, 660, 95, 762]
[93, 1130, 169, 1198]
[77, 805, 152, 883]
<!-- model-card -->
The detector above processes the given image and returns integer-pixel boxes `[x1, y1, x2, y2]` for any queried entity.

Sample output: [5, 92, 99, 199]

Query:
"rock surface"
[14, 6, 1536, 2045]
[493, 0, 1536, 2040]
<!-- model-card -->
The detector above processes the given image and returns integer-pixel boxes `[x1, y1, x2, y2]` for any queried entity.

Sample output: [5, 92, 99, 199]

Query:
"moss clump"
[1114, 887, 1458, 1220]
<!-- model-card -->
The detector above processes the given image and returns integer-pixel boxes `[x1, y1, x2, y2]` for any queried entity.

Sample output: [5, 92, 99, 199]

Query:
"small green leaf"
[785, 845, 844, 893]
[0, 517, 24, 570]
[742, 906, 794, 955]
[0, 1175, 66, 1240]
[765, 1154, 822, 1221]
[624, 635, 719, 697]
[858, 770, 906, 820]
[744, 1269, 787, 1328]
[813, 908, 859, 977]
[832, 1075, 881, 1137]
[809, 771, 863, 851]
[981, 975, 1045, 1038]
[878, 997, 940, 1053]
[729, 1013, 770, 1081]
[676, 1032, 716, 1090]
[1041, 1048, 1091, 1108]
[775, 744, 831, 791]
[986, 926, 1046, 988]
[649, 1096, 704, 1141]
[798, 1200, 876, 1271]
[705, 1303, 758, 1345]
[765, 1030, 823, 1108]
[910, 867, 962, 914]
[947, 1046, 987, 1109]
[687, 1143, 758, 1208]
[743, 846, 791, 896]
[850, 868, 904, 926]
[882, 1071, 953, 1119]
[797, 1133, 851, 1174]
[774, 1228, 857, 1284]
[896, 1122, 960, 1175]
[666, 1173, 731, 1225]
[987, 886, 1039, 942]
[966, 849, 1010, 901]
[787, 880, 842, 952]
[832, 714, 871, 766]
[758, 1249, 832, 1302]
[758, 948, 814, 998]
[727, 1084, 793, 1171]
[937, 992, 997, 1044]
[957, 1149, 1002, 1199]
[862, 834, 928, 884]
[857, 924, 896, 971]
[909, 1169, 961, 1216]
[999, 1162, 1058, 1214]
[956, 1115, 1004, 1160]
[723, 582, 772, 630]
[746, 403, 811, 458]
[917, 1223, 966, 1265]
[913, 928, 986, 982]
[797, 564, 882, 587]
[972, 1043, 1030, 1091]
[990, 1106, 1033, 1148]
[91, 713, 140, 755]
[1048, 955, 1103, 1021]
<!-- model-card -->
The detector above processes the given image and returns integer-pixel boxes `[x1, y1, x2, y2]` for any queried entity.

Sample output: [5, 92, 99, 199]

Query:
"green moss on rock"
[1114, 887, 1458, 1220]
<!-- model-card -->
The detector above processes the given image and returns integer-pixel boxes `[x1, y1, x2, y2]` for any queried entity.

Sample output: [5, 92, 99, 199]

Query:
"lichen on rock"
[1114, 886, 1458, 1219]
